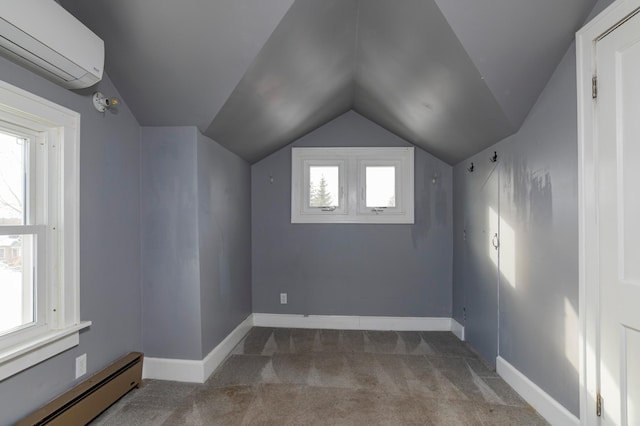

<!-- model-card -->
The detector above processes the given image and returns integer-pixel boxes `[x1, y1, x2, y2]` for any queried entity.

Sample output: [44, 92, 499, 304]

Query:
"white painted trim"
[141, 355, 203, 383]
[291, 147, 415, 224]
[142, 315, 252, 383]
[201, 315, 254, 380]
[577, 1, 640, 423]
[252, 313, 452, 331]
[0, 79, 83, 380]
[0, 322, 90, 381]
[451, 319, 465, 341]
[143, 314, 464, 384]
[496, 356, 579, 426]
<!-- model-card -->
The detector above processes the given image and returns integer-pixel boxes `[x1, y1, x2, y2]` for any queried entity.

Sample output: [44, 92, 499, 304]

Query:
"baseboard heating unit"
[17, 352, 143, 426]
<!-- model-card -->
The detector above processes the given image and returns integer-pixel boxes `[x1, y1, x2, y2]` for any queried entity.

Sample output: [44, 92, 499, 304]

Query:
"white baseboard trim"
[142, 315, 253, 383]
[201, 315, 254, 381]
[496, 356, 579, 426]
[451, 319, 465, 341]
[141, 355, 203, 383]
[252, 313, 453, 332]
[143, 314, 462, 383]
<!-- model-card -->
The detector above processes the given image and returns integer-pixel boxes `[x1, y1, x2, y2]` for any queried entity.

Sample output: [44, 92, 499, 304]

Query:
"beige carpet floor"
[91, 327, 548, 425]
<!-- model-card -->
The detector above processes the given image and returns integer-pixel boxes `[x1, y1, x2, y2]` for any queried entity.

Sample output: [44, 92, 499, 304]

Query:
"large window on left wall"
[0, 80, 89, 381]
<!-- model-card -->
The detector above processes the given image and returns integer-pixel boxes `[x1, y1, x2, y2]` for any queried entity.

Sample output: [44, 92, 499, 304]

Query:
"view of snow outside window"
[309, 166, 339, 207]
[0, 130, 32, 335]
[366, 166, 395, 207]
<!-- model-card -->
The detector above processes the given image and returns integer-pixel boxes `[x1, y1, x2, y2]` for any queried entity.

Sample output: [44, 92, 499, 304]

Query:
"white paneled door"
[595, 9, 640, 425]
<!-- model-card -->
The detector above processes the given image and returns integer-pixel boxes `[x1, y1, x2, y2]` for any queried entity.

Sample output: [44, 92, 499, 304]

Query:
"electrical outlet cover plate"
[280, 293, 287, 304]
[75, 353, 87, 379]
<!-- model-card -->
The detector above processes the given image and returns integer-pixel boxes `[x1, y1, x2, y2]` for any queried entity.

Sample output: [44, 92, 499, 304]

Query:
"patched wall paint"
[252, 111, 453, 317]
[0, 0, 616, 420]
[453, 44, 582, 416]
[451, 0, 615, 416]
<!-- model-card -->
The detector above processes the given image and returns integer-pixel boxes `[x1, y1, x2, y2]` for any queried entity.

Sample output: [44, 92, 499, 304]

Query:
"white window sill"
[0, 321, 91, 381]
[292, 215, 414, 224]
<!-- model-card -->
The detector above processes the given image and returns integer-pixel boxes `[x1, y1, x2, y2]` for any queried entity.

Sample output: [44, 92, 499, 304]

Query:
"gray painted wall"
[452, 0, 614, 415]
[252, 111, 453, 316]
[0, 56, 142, 424]
[457, 157, 500, 368]
[140, 127, 252, 361]
[141, 127, 202, 360]
[453, 43, 582, 416]
[451, 166, 466, 326]
[197, 132, 252, 358]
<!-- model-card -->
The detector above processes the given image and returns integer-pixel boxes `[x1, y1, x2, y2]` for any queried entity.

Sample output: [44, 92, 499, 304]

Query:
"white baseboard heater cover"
[17, 352, 143, 426]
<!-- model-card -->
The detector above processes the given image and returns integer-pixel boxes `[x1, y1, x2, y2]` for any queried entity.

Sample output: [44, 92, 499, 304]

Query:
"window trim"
[0, 80, 90, 382]
[291, 147, 414, 224]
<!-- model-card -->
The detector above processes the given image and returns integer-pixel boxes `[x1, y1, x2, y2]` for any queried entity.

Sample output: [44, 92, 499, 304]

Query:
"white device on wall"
[0, 0, 104, 89]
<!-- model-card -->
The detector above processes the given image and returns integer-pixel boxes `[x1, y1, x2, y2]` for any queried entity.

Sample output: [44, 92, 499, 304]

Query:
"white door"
[595, 9, 640, 425]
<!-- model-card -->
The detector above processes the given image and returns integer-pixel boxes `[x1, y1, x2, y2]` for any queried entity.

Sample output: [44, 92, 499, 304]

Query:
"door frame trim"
[577, 1, 640, 423]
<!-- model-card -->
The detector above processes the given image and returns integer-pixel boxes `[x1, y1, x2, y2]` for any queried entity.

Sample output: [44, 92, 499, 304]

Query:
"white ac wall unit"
[0, 0, 104, 89]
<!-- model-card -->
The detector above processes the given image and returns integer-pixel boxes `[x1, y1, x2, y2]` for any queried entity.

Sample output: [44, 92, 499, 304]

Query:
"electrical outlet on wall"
[280, 293, 287, 304]
[75, 353, 87, 379]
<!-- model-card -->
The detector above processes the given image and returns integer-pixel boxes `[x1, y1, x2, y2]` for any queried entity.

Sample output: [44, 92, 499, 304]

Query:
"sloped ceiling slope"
[60, 0, 597, 164]
[59, 0, 295, 130]
[352, 0, 514, 164]
[205, 0, 358, 163]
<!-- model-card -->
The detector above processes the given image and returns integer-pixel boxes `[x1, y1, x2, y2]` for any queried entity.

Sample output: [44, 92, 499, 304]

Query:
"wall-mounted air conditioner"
[0, 0, 104, 89]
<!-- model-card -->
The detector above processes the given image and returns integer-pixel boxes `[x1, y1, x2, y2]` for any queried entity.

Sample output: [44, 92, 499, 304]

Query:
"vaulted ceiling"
[60, 0, 597, 164]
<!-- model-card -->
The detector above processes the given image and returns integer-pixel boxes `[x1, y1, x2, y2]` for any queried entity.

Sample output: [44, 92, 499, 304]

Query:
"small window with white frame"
[291, 147, 414, 224]
[0, 80, 89, 382]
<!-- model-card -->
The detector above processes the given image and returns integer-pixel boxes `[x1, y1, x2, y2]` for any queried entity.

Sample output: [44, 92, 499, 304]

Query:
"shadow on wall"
[502, 158, 553, 228]
[497, 153, 581, 413]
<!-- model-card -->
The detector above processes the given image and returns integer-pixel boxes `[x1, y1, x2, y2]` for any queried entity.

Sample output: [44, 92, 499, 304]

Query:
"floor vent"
[17, 352, 143, 426]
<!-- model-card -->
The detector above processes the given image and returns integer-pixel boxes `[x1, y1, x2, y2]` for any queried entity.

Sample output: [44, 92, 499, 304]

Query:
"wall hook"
[468, 162, 474, 173]
[489, 151, 498, 163]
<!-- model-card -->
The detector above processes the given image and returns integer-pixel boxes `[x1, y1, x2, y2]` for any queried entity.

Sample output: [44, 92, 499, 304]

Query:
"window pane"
[366, 166, 396, 207]
[0, 131, 26, 225]
[0, 235, 34, 335]
[309, 166, 339, 207]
